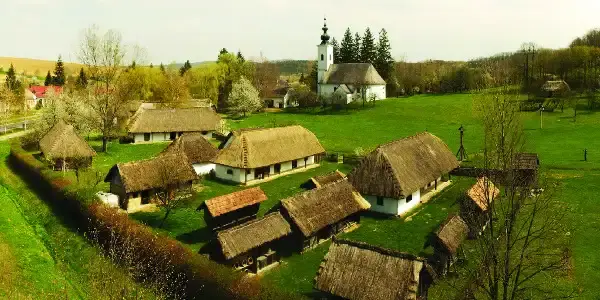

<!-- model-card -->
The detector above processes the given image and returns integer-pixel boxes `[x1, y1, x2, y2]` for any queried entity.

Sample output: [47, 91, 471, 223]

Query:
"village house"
[541, 80, 570, 98]
[431, 215, 469, 276]
[104, 154, 198, 212]
[348, 132, 459, 216]
[263, 80, 293, 109]
[160, 133, 218, 175]
[213, 126, 326, 184]
[461, 176, 500, 237]
[198, 187, 268, 230]
[314, 239, 434, 300]
[128, 107, 221, 143]
[39, 121, 96, 171]
[512, 152, 540, 187]
[28, 85, 63, 108]
[216, 212, 292, 273]
[280, 179, 370, 251]
[307, 170, 346, 189]
[316, 19, 386, 102]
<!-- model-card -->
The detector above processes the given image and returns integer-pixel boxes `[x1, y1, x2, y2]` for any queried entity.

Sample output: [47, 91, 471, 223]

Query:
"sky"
[1, 0, 600, 64]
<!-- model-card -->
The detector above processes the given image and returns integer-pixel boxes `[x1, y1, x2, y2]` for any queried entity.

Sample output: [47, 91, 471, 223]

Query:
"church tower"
[317, 18, 333, 89]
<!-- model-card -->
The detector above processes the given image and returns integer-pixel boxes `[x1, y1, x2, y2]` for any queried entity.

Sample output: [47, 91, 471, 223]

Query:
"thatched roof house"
[39, 121, 96, 170]
[434, 215, 468, 255]
[321, 63, 386, 85]
[314, 239, 432, 300]
[348, 132, 459, 200]
[309, 170, 346, 189]
[217, 212, 292, 261]
[466, 177, 500, 212]
[281, 180, 370, 249]
[541, 80, 570, 93]
[161, 133, 218, 164]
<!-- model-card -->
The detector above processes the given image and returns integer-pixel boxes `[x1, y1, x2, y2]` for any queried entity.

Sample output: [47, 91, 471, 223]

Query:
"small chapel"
[317, 19, 387, 103]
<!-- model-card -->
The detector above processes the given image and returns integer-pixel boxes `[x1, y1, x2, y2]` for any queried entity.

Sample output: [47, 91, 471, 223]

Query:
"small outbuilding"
[128, 107, 221, 143]
[461, 176, 500, 237]
[348, 132, 459, 216]
[308, 170, 346, 189]
[540, 80, 570, 98]
[39, 121, 96, 171]
[198, 187, 268, 230]
[314, 238, 433, 300]
[216, 212, 292, 273]
[431, 215, 469, 276]
[160, 133, 218, 175]
[104, 154, 198, 212]
[280, 179, 370, 251]
[213, 126, 326, 184]
[512, 152, 539, 186]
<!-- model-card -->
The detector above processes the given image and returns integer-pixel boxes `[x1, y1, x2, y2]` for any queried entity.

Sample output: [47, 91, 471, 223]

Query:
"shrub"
[119, 135, 134, 144]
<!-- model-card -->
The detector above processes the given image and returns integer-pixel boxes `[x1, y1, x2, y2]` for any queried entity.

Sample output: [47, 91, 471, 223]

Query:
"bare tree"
[154, 165, 194, 228]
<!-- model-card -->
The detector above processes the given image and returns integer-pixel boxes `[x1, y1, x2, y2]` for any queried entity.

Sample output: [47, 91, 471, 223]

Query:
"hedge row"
[8, 139, 298, 300]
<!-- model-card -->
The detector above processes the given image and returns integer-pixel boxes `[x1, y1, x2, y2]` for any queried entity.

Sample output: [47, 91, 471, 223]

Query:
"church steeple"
[320, 18, 330, 45]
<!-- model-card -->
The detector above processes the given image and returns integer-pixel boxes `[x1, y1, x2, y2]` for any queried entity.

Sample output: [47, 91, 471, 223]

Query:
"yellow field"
[0, 57, 82, 77]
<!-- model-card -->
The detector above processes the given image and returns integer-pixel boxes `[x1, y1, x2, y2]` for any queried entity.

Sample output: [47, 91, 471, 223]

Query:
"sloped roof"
[217, 212, 292, 260]
[160, 133, 218, 164]
[213, 125, 326, 169]
[513, 153, 539, 170]
[314, 239, 426, 300]
[128, 107, 221, 133]
[29, 85, 62, 98]
[39, 121, 96, 159]
[281, 180, 370, 237]
[310, 170, 346, 188]
[348, 132, 459, 198]
[435, 215, 468, 255]
[104, 154, 198, 193]
[321, 63, 386, 85]
[201, 187, 267, 217]
[466, 177, 499, 211]
[541, 80, 570, 92]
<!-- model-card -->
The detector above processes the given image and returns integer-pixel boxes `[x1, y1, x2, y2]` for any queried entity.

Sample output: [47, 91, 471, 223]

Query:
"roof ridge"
[334, 238, 425, 262]
[376, 132, 431, 150]
[218, 212, 281, 234]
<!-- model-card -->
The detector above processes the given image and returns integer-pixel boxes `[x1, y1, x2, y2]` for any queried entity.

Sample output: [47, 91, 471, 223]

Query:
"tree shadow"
[176, 227, 214, 248]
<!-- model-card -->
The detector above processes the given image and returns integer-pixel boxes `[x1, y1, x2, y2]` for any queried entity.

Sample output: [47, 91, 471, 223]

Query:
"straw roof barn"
[321, 63, 386, 85]
[128, 107, 221, 133]
[348, 132, 459, 199]
[310, 170, 346, 188]
[200, 187, 268, 218]
[39, 121, 96, 160]
[214, 126, 326, 169]
[104, 154, 198, 193]
[160, 133, 218, 164]
[281, 180, 370, 237]
[314, 239, 430, 300]
[434, 215, 468, 255]
[217, 212, 292, 260]
[466, 177, 500, 212]
[541, 80, 570, 92]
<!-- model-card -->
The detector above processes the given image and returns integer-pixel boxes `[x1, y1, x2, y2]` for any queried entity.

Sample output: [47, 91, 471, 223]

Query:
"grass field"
[0, 56, 82, 78]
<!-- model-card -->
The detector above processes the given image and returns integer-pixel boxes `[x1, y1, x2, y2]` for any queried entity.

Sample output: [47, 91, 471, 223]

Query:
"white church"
[317, 19, 387, 103]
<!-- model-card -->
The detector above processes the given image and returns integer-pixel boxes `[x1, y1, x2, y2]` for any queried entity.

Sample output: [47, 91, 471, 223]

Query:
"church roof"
[321, 63, 386, 85]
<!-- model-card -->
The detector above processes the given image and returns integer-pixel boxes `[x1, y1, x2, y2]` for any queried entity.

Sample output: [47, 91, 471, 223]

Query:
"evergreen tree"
[44, 71, 52, 86]
[331, 37, 340, 63]
[308, 62, 318, 92]
[219, 48, 229, 56]
[149, 63, 154, 68]
[75, 68, 88, 89]
[52, 55, 66, 86]
[179, 60, 192, 76]
[236, 51, 245, 63]
[352, 33, 362, 63]
[339, 28, 354, 64]
[374, 28, 394, 82]
[159, 63, 166, 73]
[360, 28, 376, 64]
[299, 73, 305, 84]
[130, 61, 137, 69]
[5, 64, 18, 91]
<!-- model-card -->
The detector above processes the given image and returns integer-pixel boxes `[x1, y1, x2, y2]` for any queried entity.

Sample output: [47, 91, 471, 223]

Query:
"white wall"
[365, 85, 386, 100]
[133, 131, 213, 143]
[215, 164, 244, 183]
[215, 155, 317, 183]
[364, 190, 421, 216]
[317, 44, 333, 84]
[319, 84, 386, 101]
[193, 163, 216, 175]
[397, 190, 421, 216]
[280, 161, 292, 173]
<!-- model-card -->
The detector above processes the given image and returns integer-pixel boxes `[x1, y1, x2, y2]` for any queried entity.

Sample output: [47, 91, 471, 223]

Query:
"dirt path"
[0, 130, 30, 141]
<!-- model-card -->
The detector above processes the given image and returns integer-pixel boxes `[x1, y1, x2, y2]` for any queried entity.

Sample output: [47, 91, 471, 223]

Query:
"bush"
[119, 135, 134, 144]
[289, 88, 319, 108]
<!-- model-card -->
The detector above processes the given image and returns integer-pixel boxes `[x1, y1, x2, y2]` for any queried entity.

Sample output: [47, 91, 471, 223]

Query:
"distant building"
[198, 187, 268, 230]
[128, 107, 221, 143]
[461, 176, 500, 237]
[39, 121, 96, 171]
[431, 215, 468, 276]
[160, 133, 218, 175]
[512, 153, 540, 186]
[28, 85, 63, 108]
[316, 19, 386, 102]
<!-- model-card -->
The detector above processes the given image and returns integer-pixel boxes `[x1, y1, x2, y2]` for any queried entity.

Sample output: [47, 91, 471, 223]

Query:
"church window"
[321, 54, 324, 61]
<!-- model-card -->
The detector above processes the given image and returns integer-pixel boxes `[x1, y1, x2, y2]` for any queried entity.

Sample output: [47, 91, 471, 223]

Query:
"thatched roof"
[128, 107, 221, 133]
[160, 133, 218, 164]
[200, 187, 267, 217]
[39, 121, 96, 159]
[541, 80, 570, 92]
[281, 180, 370, 237]
[314, 239, 426, 300]
[213, 126, 326, 169]
[348, 132, 459, 199]
[217, 212, 292, 260]
[513, 153, 539, 170]
[435, 215, 468, 255]
[321, 63, 386, 85]
[466, 177, 499, 211]
[104, 154, 198, 193]
[310, 170, 346, 188]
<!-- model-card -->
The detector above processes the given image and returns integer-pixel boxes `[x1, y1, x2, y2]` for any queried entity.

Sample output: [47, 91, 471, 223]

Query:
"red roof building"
[29, 86, 63, 98]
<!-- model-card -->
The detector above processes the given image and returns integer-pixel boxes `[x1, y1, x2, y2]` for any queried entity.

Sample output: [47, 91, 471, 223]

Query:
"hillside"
[0, 57, 82, 77]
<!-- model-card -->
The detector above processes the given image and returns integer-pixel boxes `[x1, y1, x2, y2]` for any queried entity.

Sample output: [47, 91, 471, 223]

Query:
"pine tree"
[53, 55, 66, 86]
[179, 60, 192, 76]
[308, 62, 318, 92]
[219, 48, 229, 56]
[299, 73, 305, 84]
[159, 63, 166, 73]
[339, 28, 354, 64]
[331, 38, 340, 63]
[5, 64, 17, 91]
[75, 68, 88, 89]
[44, 71, 52, 86]
[375, 28, 394, 82]
[149, 63, 154, 68]
[237, 51, 245, 63]
[130, 61, 137, 69]
[360, 28, 376, 64]
[352, 33, 362, 63]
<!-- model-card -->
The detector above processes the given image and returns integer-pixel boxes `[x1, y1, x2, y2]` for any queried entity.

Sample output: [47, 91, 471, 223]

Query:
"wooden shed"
[431, 215, 469, 276]
[512, 153, 539, 187]
[39, 121, 96, 171]
[198, 187, 268, 230]
[308, 170, 346, 189]
[461, 176, 500, 237]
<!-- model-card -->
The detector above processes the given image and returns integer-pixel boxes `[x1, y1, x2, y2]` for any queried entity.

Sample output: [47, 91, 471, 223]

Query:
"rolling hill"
[0, 57, 82, 78]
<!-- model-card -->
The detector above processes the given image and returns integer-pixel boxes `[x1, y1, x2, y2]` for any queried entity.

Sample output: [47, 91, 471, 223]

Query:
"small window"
[406, 194, 413, 202]
[227, 169, 233, 175]
[201, 131, 208, 135]
[170, 132, 177, 140]
[144, 133, 150, 141]
[321, 54, 324, 61]
[376, 196, 384, 206]
[246, 170, 251, 175]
